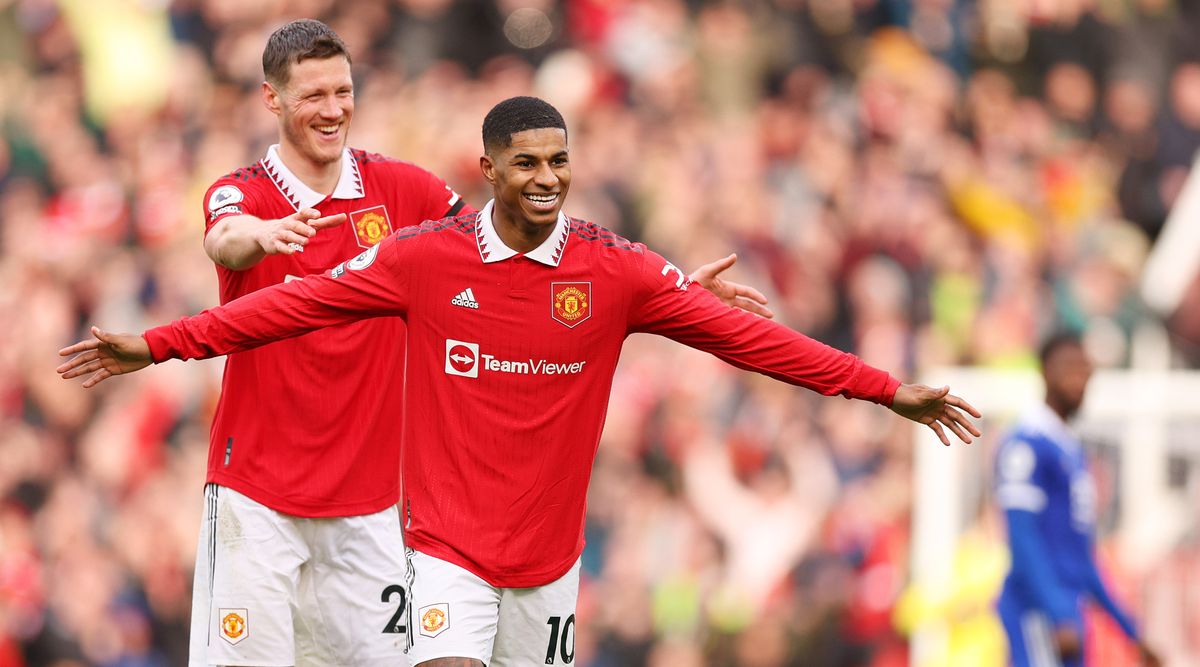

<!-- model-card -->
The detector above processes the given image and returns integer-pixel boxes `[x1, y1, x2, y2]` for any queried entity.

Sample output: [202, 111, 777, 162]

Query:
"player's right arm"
[205, 210, 347, 270]
[201, 180, 346, 270]
[58, 228, 420, 385]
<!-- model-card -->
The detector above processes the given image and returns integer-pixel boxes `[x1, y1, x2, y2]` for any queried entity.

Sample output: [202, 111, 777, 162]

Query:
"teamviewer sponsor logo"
[445, 339, 479, 378]
[444, 338, 586, 379]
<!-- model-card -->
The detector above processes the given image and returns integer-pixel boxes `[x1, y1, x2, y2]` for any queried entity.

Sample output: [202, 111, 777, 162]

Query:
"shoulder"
[211, 161, 269, 188]
[393, 212, 478, 243]
[206, 162, 270, 199]
[997, 434, 1042, 477]
[205, 163, 271, 215]
[567, 217, 642, 253]
[351, 148, 434, 179]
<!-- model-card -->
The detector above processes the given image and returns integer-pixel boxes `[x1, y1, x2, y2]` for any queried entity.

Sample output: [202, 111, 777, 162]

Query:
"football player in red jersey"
[59, 97, 977, 667]
[187, 19, 475, 667]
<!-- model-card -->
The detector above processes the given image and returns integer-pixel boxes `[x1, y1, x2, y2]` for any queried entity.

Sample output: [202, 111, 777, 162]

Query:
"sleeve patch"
[207, 185, 244, 213]
[209, 205, 242, 221]
[999, 441, 1037, 483]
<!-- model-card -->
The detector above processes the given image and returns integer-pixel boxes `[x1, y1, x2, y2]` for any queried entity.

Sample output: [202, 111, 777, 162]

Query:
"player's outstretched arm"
[689, 253, 774, 319]
[56, 327, 152, 388]
[205, 209, 348, 270]
[889, 384, 982, 446]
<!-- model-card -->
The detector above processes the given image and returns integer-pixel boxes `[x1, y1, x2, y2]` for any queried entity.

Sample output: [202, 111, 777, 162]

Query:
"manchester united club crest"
[552, 282, 591, 328]
[350, 205, 392, 248]
[218, 608, 248, 645]
[418, 603, 450, 638]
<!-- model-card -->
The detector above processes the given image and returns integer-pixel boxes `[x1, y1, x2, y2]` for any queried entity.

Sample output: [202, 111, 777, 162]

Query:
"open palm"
[890, 383, 982, 446]
[57, 327, 153, 388]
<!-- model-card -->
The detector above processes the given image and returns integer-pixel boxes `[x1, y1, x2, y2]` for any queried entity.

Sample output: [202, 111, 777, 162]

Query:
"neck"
[1045, 397, 1074, 422]
[491, 202, 555, 254]
[278, 142, 342, 195]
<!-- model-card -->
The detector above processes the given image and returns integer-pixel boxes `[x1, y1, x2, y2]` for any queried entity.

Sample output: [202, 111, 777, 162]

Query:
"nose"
[319, 95, 343, 119]
[533, 162, 557, 188]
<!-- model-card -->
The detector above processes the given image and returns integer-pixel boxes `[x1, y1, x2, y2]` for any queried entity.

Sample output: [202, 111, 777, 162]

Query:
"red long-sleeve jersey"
[200, 145, 469, 517]
[148, 201, 899, 587]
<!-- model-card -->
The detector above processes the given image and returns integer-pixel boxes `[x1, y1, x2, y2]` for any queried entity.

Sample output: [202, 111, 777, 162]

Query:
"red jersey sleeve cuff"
[143, 325, 180, 363]
[851, 362, 901, 407]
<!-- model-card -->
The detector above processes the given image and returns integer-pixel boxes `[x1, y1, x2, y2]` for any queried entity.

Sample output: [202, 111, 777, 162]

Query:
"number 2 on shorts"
[544, 614, 575, 664]
[381, 584, 407, 634]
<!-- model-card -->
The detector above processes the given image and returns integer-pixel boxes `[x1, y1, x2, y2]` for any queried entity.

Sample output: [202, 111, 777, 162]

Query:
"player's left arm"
[1080, 536, 1140, 640]
[627, 248, 979, 445]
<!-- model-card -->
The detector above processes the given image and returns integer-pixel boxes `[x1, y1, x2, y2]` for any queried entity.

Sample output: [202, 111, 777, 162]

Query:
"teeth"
[316, 125, 339, 133]
[524, 193, 557, 203]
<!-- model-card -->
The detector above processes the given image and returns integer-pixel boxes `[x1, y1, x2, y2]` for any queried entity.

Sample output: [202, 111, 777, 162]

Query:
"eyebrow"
[511, 150, 568, 161]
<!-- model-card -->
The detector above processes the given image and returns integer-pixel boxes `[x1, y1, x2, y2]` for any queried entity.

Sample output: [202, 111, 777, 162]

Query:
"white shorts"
[406, 550, 581, 666]
[189, 484, 410, 667]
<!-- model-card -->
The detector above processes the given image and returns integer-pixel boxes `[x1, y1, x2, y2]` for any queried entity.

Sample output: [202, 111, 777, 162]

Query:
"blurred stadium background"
[2, 0, 1200, 665]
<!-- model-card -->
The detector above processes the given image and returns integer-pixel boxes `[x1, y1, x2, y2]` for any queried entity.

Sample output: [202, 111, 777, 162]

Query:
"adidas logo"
[451, 288, 480, 309]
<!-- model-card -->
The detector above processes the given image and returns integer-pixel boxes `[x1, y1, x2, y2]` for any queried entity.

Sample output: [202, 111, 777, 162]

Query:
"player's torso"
[1032, 434, 1097, 584]
[406, 229, 633, 407]
[205, 156, 436, 515]
[398, 222, 639, 582]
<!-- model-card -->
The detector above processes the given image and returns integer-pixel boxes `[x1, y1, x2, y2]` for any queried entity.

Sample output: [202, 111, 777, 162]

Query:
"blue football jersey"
[995, 402, 1137, 637]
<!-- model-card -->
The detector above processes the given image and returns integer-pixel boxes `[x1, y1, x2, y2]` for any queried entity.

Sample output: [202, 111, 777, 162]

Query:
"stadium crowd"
[1, 0, 1199, 665]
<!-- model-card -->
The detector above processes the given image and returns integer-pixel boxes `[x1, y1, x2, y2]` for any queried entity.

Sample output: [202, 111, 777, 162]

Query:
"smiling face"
[481, 127, 571, 247]
[263, 55, 354, 170]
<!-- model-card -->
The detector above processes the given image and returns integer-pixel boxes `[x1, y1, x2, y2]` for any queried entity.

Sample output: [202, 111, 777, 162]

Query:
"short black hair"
[263, 19, 351, 88]
[1038, 330, 1084, 367]
[482, 96, 567, 153]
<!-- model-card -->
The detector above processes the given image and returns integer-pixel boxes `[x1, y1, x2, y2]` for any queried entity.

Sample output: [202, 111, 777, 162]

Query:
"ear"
[480, 154, 496, 186]
[262, 81, 282, 116]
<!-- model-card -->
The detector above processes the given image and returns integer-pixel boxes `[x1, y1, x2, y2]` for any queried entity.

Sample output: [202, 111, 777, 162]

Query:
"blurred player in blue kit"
[995, 332, 1160, 667]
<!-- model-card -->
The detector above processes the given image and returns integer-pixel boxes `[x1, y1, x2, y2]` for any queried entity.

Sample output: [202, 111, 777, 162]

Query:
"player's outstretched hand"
[689, 253, 774, 319]
[57, 327, 152, 388]
[258, 208, 348, 255]
[890, 383, 982, 446]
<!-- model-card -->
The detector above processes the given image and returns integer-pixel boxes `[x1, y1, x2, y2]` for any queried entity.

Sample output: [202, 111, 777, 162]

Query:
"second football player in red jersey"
[59, 97, 981, 667]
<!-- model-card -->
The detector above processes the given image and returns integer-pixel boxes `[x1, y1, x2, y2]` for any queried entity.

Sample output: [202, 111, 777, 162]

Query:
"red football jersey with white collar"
[199, 145, 469, 517]
[150, 201, 899, 584]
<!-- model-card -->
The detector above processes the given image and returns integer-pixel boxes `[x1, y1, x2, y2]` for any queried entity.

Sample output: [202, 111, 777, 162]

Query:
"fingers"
[730, 281, 769, 306]
[944, 404, 982, 437]
[928, 420, 950, 447]
[689, 254, 737, 282]
[939, 413, 973, 444]
[735, 298, 775, 319]
[270, 211, 346, 254]
[944, 393, 982, 418]
[56, 349, 96, 374]
[61, 357, 106, 379]
[58, 338, 100, 357]
[82, 369, 112, 388]
[308, 212, 347, 230]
